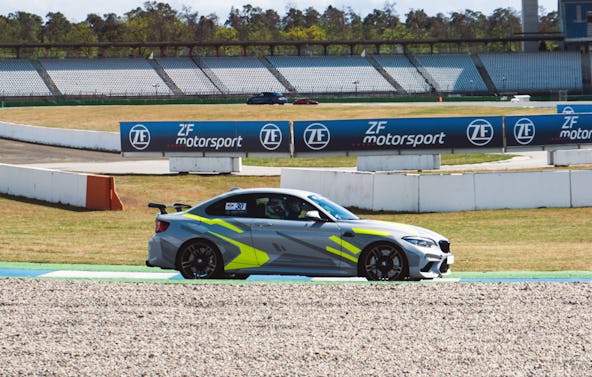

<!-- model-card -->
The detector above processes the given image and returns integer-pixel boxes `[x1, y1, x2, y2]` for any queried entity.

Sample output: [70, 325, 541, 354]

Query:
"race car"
[146, 188, 453, 280]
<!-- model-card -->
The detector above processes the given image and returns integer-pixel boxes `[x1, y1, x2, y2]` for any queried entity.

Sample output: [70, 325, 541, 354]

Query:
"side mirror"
[305, 210, 324, 221]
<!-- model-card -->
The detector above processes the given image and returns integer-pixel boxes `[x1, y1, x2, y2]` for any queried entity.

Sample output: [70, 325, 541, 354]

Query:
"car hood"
[339, 219, 447, 241]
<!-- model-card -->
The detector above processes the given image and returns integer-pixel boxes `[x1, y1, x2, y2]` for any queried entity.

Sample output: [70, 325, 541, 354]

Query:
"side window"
[254, 194, 319, 221]
[205, 194, 252, 217]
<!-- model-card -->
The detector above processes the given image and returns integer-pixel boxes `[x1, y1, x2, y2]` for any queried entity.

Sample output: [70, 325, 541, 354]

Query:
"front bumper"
[409, 252, 454, 280]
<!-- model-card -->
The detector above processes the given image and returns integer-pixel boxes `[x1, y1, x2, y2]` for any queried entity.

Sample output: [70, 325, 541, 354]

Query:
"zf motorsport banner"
[556, 104, 592, 114]
[506, 114, 592, 147]
[120, 121, 290, 154]
[293, 117, 504, 152]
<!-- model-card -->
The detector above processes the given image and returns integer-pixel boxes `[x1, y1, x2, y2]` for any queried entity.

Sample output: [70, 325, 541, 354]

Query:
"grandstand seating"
[268, 56, 396, 94]
[0, 52, 588, 99]
[40, 58, 172, 96]
[156, 57, 221, 95]
[0, 60, 52, 96]
[199, 57, 287, 94]
[479, 52, 583, 92]
[414, 54, 488, 93]
[372, 55, 430, 94]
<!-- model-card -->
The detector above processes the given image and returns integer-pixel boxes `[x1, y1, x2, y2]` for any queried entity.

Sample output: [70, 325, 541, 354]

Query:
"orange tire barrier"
[85, 175, 124, 211]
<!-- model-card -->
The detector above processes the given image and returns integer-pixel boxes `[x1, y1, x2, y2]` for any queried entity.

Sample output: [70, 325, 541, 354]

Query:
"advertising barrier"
[505, 114, 592, 147]
[293, 117, 503, 152]
[557, 104, 592, 114]
[120, 121, 291, 155]
[120, 115, 592, 156]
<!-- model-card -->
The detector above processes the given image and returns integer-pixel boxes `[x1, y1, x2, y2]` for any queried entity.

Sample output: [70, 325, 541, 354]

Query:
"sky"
[0, 0, 557, 23]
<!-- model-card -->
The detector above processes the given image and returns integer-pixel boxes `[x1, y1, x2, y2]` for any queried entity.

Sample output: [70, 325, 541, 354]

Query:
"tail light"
[155, 220, 169, 233]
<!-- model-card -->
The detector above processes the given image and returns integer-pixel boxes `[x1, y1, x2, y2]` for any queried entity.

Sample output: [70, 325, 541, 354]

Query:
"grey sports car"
[146, 188, 454, 281]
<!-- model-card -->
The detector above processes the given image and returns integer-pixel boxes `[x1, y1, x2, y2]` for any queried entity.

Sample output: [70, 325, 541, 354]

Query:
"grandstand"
[0, 51, 588, 101]
[0, 59, 53, 97]
[268, 56, 395, 94]
[40, 58, 173, 97]
[199, 56, 287, 94]
[479, 52, 583, 92]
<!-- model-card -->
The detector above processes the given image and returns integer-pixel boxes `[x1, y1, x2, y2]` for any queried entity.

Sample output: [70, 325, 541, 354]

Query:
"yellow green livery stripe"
[208, 231, 269, 270]
[183, 213, 244, 233]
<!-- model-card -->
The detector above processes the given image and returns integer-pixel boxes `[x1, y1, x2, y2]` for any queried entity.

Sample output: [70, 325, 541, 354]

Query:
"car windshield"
[307, 195, 359, 221]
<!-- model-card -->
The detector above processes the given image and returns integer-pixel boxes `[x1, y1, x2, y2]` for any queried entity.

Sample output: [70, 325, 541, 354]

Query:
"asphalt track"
[1, 262, 591, 284]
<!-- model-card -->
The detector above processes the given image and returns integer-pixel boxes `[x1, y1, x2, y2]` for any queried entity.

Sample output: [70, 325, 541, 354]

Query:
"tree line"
[0, 1, 559, 57]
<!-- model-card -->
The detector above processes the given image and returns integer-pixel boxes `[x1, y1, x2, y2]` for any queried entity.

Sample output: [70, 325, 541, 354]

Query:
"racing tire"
[177, 240, 223, 279]
[360, 242, 408, 281]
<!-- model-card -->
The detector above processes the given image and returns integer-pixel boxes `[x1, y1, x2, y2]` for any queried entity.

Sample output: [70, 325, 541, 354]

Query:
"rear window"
[205, 194, 252, 217]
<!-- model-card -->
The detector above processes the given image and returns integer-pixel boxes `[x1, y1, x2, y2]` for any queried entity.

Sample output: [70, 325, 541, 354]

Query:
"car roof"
[221, 187, 317, 198]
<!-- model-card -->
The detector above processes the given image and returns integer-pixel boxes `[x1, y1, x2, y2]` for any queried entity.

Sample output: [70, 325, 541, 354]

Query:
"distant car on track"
[246, 92, 288, 105]
[292, 98, 319, 105]
[146, 188, 453, 281]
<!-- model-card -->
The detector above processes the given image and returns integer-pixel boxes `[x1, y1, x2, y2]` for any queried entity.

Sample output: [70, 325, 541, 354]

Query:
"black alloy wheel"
[178, 240, 222, 279]
[361, 243, 408, 281]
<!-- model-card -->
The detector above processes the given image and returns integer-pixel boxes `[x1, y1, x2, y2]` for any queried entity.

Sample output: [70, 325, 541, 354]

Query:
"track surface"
[1, 262, 591, 284]
[0, 138, 125, 164]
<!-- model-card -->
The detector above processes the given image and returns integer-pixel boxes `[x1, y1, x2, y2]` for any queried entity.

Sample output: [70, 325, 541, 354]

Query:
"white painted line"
[42, 270, 179, 280]
[311, 277, 368, 282]
[422, 278, 461, 283]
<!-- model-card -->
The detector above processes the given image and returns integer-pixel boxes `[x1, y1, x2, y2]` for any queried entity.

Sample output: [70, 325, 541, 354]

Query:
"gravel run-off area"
[0, 279, 590, 376]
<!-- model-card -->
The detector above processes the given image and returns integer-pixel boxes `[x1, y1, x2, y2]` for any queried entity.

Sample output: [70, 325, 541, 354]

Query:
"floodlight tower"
[522, 0, 540, 51]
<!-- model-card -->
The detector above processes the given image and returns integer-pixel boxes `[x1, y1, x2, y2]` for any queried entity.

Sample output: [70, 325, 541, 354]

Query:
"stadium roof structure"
[0, 35, 567, 59]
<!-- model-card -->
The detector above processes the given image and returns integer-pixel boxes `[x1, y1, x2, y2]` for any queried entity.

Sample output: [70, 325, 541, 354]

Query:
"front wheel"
[177, 240, 222, 279]
[360, 243, 408, 281]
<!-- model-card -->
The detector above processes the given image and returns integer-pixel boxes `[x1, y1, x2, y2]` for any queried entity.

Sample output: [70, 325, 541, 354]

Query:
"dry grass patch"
[1, 175, 590, 271]
[0, 104, 555, 132]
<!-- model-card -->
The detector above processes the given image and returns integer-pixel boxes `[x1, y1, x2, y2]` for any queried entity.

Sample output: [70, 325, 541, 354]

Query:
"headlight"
[402, 236, 437, 248]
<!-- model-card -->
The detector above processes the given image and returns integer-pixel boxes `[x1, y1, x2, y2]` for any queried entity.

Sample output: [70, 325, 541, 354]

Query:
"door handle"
[342, 232, 354, 238]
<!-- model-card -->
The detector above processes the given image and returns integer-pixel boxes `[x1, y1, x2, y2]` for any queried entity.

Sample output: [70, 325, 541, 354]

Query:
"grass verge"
[1, 175, 590, 272]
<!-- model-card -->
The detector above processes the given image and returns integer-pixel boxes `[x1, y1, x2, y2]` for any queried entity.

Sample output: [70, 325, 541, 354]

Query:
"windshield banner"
[293, 117, 504, 152]
[120, 121, 291, 154]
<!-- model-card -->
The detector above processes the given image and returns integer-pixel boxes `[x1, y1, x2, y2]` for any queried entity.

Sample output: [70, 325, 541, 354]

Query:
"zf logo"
[466, 119, 494, 146]
[259, 123, 282, 151]
[561, 106, 575, 114]
[303, 123, 330, 150]
[129, 124, 150, 150]
[513, 118, 536, 145]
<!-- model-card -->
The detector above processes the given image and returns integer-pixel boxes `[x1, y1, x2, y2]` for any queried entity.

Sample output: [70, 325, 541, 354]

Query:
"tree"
[86, 13, 126, 42]
[405, 9, 430, 38]
[282, 8, 306, 31]
[363, 3, 400, 40]
[42, 12, 72, 43]
[125, 2, 183, 42]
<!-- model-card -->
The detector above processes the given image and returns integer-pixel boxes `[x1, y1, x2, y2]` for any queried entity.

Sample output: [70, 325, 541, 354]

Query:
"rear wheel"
[360, 243, 408, 281]
[177, 240, 222, 279]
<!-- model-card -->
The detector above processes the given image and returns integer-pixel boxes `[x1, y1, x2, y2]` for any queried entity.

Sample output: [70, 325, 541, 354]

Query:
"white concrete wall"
[0, 121, 120, 152]
[280, 168, 374, 209]
[549, 149, 592, 166]
[280, 168, 592, 212]
[570, 170, 592, 207]
[419, 173, 476, 212]
[474, 171, 571, 210]
[357, 154, 440, 171]
[373, 173, 419, 212]
[169, 157, 242, 173]
[0, 163, 87, 207]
